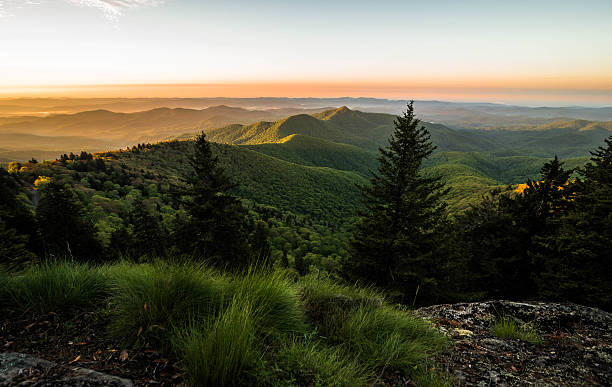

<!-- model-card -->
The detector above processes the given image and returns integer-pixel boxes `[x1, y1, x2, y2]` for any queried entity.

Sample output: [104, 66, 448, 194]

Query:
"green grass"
[108, 260, 229, 348]
[1, 260, 449, 386]
[0, 260, 110, 313]
[491, 316, 543, 344]
[172, 296, 258, 386]
[300, 275, 448, 383]
[233, 267, 306, 335]
[338, 305, 447, 372]
[268, 338, 368, 386]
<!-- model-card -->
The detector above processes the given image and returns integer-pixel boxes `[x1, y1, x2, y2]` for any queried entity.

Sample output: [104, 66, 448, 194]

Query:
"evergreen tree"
[177, 132, 250, 267]
[448, 189, 528, 300]
[0, 223, 37, 270]
[518, 156, 573, 233]
[130, 200, 167, 258]
[0, 168, 40, 266]
[344, 101, 448, 304]
[449, 157, 572, 301]
[37, 181, 101, 261]
[248, 220, 272, 264]
[537, 137, 612, 310]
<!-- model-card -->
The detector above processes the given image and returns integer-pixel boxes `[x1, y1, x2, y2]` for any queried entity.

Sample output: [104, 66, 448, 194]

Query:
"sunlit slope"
[207, 112, 379, 149]
[244, 134, 378, 176]
[422, 151, 590, 211]
[207, 106, 499, 153]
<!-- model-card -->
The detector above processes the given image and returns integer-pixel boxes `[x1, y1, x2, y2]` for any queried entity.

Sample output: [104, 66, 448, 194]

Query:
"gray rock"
[0, 352, 133, 386]
[416, 300, 612, 386]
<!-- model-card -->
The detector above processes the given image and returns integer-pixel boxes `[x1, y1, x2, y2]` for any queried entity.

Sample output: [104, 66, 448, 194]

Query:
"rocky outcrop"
[0, 352, 133, 386]
[416, 300, 612, 386]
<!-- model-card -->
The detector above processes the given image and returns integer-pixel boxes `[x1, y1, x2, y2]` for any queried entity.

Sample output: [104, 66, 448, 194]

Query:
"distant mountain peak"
[314, 106, 355, 121]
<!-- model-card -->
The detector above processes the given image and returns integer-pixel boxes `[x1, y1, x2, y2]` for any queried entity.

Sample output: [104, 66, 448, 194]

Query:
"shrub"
[172, 296, 257, 386]
[491, 316, 542, 344]
[108, 260, 228, 348]
[1, 260, 110, 313]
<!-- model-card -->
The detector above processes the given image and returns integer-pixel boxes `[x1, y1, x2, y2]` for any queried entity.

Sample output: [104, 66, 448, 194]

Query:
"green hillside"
[111, 141, 367, 223]
[244, 134, 378, 176]
[207, 110, 380, 149]
[207, 106, 500, 153]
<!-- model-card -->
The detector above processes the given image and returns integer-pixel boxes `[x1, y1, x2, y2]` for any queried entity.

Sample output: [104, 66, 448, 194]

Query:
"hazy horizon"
[1, 0, 611, 106]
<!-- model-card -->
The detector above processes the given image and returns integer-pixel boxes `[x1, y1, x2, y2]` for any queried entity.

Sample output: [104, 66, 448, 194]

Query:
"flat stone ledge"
[0, 352, 133, 386]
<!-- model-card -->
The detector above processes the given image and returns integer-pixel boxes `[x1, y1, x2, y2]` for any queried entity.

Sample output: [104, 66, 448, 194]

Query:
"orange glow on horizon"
[1, 80, 611, 106]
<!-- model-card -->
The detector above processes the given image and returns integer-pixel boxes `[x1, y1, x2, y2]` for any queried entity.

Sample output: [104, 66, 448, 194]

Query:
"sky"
[0, 0, 611, 105]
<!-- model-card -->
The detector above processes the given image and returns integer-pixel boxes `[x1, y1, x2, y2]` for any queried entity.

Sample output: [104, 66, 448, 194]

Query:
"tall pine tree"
[345, 101, 448, 304]
[177, 132, 250, 268]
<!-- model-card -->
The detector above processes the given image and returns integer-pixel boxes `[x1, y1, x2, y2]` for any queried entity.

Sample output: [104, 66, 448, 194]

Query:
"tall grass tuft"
[233, 267, 306, 335]
[108, 260, 228, 348]
[272, 338, 368, 386]
[301, 275, 448, 382]
[300, 274, 385, 310]
[1, 260, 110, 313]
[339, 305, 446, 372]
[172, 296, 257, 387]
[491, 316, 542, 344]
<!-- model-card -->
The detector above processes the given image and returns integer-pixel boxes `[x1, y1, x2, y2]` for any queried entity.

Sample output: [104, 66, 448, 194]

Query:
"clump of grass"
[108, 260, 229, 348]
[271, 338, 368, 386]
[233, 267, 306, 335]
[300, 274, 385, 310]
[301, 275, 449, 384]
[172, 296, 257, 387]
[339, 305, 447, 373]
[491, 316, 542, 344]
[299, 275, 385, 339]
[1, 260, 110, 313]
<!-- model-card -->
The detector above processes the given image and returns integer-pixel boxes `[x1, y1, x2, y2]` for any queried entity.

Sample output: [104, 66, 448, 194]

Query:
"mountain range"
[5, 105, 612, 216]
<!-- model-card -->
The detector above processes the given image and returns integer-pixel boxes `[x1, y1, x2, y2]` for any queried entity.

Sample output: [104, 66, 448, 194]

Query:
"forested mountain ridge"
[5, 106, 610, 215]
[2, 104, 611, 164]
[207, 106, 501, 153]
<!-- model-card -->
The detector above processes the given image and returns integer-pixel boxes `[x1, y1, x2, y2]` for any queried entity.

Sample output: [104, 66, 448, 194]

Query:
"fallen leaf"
[25, 322, 36, 330]
[120, 349, 129, 361]
[69, 355, 81, 364]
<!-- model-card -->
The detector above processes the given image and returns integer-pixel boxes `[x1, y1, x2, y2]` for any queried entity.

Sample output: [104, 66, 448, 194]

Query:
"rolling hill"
[244, 134, 378, 176]
[207, 106, 501, 153]
[0, 105, 330, 159]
